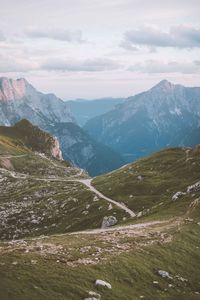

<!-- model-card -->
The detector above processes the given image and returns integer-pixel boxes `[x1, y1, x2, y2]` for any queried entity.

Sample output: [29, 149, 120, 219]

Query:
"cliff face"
[0, 77, 74, 127]
[0, 77, 29, 102]
[0, 119, 63, 160]
[50, 136, 63, 160]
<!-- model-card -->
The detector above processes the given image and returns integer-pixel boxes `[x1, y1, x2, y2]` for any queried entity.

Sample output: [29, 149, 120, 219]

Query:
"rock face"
[0, 77, 74, 127]
[50, 136, 63, 160]
[101, 216, 117, 229]
[84, 80, 200, 163]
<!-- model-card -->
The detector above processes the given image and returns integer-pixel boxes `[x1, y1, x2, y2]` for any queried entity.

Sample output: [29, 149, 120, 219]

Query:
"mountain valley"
[0, 120, 199, 299]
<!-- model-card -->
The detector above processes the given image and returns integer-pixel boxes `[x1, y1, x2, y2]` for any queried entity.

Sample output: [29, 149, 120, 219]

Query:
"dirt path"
[69, 220, 167, 235]
[78, 179, 136, 217]
[0, 166, 136, 217]
[0, 154, 136, 217]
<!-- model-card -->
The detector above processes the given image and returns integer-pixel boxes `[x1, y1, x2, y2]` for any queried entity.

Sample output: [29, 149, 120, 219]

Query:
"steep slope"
[0, 119, 62, 159]
[0, 144, 200, 299]
[84, 80, 200, 162]
[0, 77, 74, 127]
[93, 146, 200, 220]
[46, 122, 125, 176]
[66, 97, 124, 126]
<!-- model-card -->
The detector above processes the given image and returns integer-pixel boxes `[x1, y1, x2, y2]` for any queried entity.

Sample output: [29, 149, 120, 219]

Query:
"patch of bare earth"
[0, 218, 182, 267]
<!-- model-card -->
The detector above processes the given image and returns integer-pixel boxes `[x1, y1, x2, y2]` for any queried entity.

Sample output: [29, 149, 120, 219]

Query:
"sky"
[0, 0, 200, 99]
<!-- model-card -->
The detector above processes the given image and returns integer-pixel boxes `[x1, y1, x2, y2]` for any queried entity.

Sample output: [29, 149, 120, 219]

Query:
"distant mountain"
[0, 77, 74, 127]
[46, 122, 124, 176]
[0, 77, 124, 175]
[66, 97, 124, 126]
[0, 119, 63, 159]
[84, 80, 200, 162]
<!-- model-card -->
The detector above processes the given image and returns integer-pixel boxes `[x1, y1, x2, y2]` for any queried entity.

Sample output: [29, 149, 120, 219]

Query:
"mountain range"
[0, 77, 124, 175]
[1, 77, 200, 175]
[84, 80, 200, 162]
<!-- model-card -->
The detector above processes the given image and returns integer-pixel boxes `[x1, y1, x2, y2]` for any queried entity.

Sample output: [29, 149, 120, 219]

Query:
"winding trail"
[78, 179, 136, 217]
[0, 154, 136, 217]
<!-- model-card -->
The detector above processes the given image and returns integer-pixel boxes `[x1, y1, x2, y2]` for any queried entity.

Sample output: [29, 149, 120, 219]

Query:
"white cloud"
[128, 60, 200, 74]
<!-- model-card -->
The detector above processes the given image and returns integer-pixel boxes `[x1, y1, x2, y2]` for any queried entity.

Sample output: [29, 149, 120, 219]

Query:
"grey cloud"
[41, 58, 121, 72]
[128, 60, 200, 74]
[121, 25, 200, 49]
[25, 28, 85, 43]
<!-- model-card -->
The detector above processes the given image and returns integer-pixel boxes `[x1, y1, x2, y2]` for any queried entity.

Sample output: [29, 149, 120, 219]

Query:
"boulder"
[101, 216, 117, 229]
[158, 270, 173, 279]
[95, 279, 112, 289]
[172, 191, 186, 201]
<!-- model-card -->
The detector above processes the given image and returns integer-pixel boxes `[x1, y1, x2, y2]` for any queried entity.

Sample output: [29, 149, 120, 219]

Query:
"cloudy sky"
[0, 0, 200, 99]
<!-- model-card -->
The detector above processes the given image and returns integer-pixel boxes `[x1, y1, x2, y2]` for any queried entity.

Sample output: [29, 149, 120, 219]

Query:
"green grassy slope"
[93, 147, 200, 221]
[0, 218, 199, 300]
[0, 121, 200, 299]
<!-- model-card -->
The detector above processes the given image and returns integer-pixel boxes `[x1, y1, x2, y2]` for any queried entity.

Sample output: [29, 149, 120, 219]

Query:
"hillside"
[0, 120, 129, 240]
[84, 80, 200, 162]
[93, 146, 200, 221]
[0, 119, 63, 159]
[0, 141, 200, 299]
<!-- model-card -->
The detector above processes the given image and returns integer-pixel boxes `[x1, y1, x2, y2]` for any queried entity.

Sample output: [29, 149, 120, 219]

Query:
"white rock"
[95, 279, 112, 289]
[187, 181, 200, 193]
[172, 191, 185, 201]
[158, 270, 173, 279]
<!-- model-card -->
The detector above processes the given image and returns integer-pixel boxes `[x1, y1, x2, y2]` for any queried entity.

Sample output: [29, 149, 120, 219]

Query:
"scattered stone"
[31, 260, 37, 265]
[185, 218, 194, 223]
[137, 175, 143, 181]
[175, 275, 188, 282]
[153, 281, 159, 284]
[101, 216, 117, 229]
[95, 279, 112, 289]
[197, 222, 200, 226]
[87, 291, 101, 299]
[137, 211, 143, 218]
[187, 181, 200, 193]
[108, 203, 113, 210]
[172, 191, 186, 201]
[158, 270, 173, 279]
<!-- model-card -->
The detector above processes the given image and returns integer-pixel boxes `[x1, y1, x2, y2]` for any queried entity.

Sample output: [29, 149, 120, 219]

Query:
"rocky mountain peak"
[151, 79, 175, 91]
[0, 77, 35, 102]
